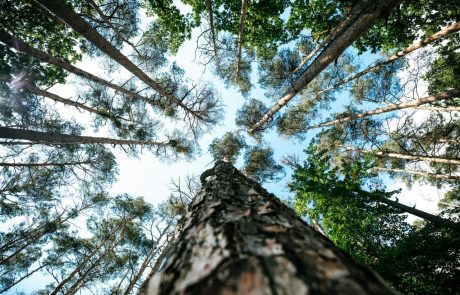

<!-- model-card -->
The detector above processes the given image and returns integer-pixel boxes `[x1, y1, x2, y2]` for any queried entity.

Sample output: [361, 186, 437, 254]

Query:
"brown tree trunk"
[30, 0, 176, 102]
[235, 0, 248, 79]
[0, 29, 160, 110]
[0, 127, 169, 147]
[358, 188, 460, 231]
[249, 0, 400, 132]
[413, 105, 460, 112]
[375, 167, 460, 181]
[308, 88, 460, 129]
[346, 146, 460, 165]
[84, 0, 142, 56]
[139, 161, 396, 295]
[309, 21, 460, 102]
[205, 0, 219, 59]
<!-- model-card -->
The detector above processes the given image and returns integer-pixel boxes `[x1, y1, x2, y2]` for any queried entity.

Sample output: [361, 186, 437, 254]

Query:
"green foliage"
[209, 131, 246, 163]
[291, 143, 460, 294]
[243, 146, 284, 183]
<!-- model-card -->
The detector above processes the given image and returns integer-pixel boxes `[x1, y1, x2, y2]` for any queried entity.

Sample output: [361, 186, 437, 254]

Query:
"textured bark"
[139, 161, 397, 295]
[249, 0, 400, 132]
[308, 88, 460, 129]
[346, 146, 460, 165]
[413, 106, 460, 112]
[0, 127, 169, 147]
[375, 167, 460, 181]
[235, 0, 248, 79]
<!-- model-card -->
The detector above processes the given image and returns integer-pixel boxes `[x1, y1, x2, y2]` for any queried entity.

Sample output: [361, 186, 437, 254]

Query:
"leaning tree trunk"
[139, 161, 396, 295]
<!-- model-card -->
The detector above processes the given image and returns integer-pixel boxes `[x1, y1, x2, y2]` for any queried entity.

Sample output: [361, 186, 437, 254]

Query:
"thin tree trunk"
[123, 226, 170, 295]
[0, 29, 160, 109]
[308, 21, 460, 102]
[0, 127, 169, 147]
[205, 0, 219, 59]
[0, 160, 99, 167]
[64, 233, 125, 295]
[437, 138, 460, 145]
[374, 167, 460, 181]
[139, 161, 397, 294]
[249, 0, 400, 132]
[308, 88, 460, 129]
[413, 105, 460, 112]
[346, 146, 460, 165]
[30, 0, 176, 102]
[361, 189, 460, 231]
[50, 224, 122, 295]
[235, 0, 248, 79]
[84, 0, 142, 56]
[0, 263, 47, 293]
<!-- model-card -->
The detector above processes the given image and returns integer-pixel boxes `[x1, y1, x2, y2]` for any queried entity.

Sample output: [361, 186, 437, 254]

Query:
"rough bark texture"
[139, 161, 397, 295]
[249, 0, 400, 133]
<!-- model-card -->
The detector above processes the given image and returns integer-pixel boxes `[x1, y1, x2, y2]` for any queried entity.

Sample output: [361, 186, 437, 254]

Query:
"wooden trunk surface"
[140, 161, 397, 295]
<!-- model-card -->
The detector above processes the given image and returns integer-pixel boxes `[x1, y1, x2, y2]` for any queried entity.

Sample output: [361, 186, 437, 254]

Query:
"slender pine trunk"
[249, 0, 400, 132]
[205, 0, 219, 59]
[235, 0, 248, 79]
[139, 161, 397, 294]
[309, 21, 460, 101]
[346, 146, 460, 165]
[30, 0, 176, 102]
[362, 189, 460, 231]
[308, 88, 460, 129]
[375, 167, 460, 181]
[0, 127, 169, 147]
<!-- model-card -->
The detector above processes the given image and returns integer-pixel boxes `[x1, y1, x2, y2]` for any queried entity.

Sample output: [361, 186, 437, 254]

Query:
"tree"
[290, 144, 460, 294]
[208, 132, 284, 183]
[249, 0, 401, 132]
[138, 161, 397, 294]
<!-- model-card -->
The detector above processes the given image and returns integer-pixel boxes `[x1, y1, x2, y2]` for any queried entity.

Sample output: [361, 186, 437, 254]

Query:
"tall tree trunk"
[235, 0, 248, 79]
[249, 0, 400, 133]
[0, 127, 170, 147]
[0, 29, 160, 110]
[50, 224, 122, 295]
[30, 0, 177, 103]
[84, 0, 142, 56]
[308, 21, 460, 102]
[0, 160, 100, 167]
[122, 226, 170, 295]
[139, 161, 396, 294]
[375, 167, 460, 181]
[0, 263, 47, 293]
[360, 188, 460, 231]
[308, 88, 460, 129]
[345, 146, 460, 165]
[205, 0, 219, 59]
[413, 106, 460, 112]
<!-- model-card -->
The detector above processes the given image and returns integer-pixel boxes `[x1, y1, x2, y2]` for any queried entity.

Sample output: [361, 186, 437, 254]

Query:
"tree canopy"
[0, 0, 459, 293]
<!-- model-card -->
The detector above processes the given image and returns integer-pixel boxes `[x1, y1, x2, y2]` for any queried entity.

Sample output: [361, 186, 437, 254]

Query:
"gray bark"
[139, 161, 397, 295]
[249, 0, 400, 132]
